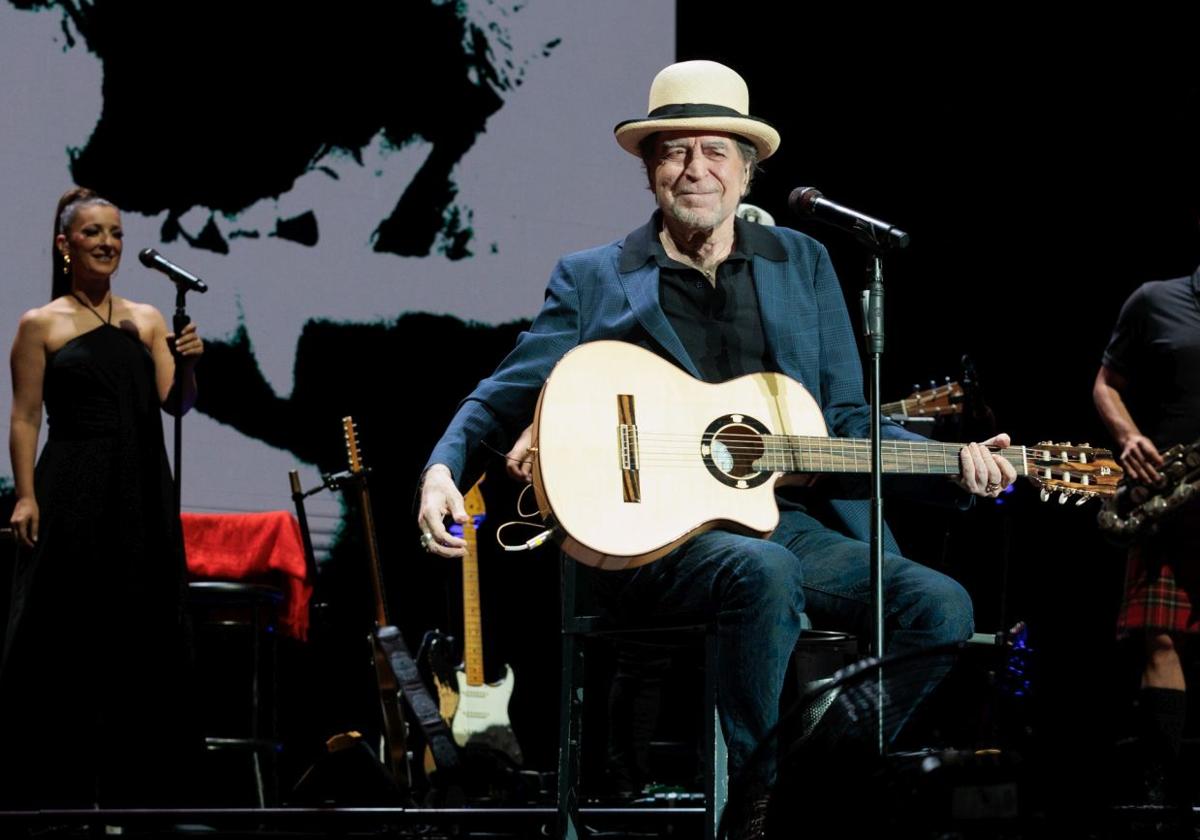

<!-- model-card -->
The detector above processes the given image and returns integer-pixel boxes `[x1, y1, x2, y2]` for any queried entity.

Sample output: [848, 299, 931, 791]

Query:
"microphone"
[138, 248, 208, 293]
[788, 187, 910, 252]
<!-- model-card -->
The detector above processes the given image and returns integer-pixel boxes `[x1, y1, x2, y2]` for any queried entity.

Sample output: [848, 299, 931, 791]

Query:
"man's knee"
[923, 576, 975, 644]
[732, 541, 806, 614]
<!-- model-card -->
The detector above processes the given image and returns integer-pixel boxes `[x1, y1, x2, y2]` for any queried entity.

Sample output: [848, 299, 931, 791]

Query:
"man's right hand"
[10, 496, 38, 549]
[416, 464, 468, 558]
[1119, 434, 1165, 484]
[505, 424, 535, 483]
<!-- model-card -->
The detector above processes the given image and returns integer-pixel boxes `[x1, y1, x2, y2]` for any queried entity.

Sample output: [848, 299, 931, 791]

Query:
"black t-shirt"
[1102, 266, 1200, 450]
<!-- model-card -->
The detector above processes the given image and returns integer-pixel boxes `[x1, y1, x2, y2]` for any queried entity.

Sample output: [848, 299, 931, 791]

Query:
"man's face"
[651, 130, 750, 232]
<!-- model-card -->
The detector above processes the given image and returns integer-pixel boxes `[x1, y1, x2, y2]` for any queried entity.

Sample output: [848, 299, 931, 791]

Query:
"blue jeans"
[598, 500, 974, 787]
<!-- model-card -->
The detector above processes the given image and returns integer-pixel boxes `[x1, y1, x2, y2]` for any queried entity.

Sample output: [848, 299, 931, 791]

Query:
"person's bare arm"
[1093, 365, 1162, 483]
[8, 311, 48, 547]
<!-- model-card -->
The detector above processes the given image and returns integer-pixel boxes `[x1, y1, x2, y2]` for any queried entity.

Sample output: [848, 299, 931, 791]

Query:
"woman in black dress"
[3, 186, 204, 807]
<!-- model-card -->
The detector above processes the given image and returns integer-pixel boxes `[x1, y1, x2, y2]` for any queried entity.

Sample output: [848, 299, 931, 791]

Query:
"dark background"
[672, 10, 1200, 816]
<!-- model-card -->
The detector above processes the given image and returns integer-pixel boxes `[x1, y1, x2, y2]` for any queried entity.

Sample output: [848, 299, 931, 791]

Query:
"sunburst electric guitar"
[530, 341, 1123, 570]
[436, 477, 523, 765]
[343, 417, 459, 781]
[341, 417, 410, 785]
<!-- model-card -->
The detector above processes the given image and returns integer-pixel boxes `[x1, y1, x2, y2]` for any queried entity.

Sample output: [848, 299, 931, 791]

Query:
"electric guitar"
[530, 341, 1123, 570]
[439, 477, 523, 765]
[342, 417, 410, 786]
[342, 417, 459, 782]
[1097, 437, 1200, 539]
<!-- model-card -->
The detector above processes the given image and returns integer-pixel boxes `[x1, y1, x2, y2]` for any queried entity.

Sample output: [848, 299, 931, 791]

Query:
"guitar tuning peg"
[1074, 494, 1089, 506]
[944, 376, 951, 383]
[929, 379, 936, 388]
[913, 383, 920, 392]
[1040, 488, 1050, 503]
[1058, 491, 1070, 505]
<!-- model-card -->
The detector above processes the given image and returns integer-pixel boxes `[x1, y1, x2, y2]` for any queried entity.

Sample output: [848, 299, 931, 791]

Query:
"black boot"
[1136, 687, 1192, 836]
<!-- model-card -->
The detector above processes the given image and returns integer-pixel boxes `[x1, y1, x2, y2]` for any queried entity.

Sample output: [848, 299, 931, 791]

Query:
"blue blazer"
[427, 217, 961, 549]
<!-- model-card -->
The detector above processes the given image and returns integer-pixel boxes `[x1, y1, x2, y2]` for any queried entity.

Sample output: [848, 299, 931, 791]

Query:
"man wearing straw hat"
[417, 60, 1015, 834]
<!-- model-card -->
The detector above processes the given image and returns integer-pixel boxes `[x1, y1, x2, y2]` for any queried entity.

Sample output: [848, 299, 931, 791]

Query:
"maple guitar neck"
[460, 495, 485, 687]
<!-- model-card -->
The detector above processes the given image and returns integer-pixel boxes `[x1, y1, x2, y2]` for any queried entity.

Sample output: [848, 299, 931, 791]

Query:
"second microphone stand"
[171, 283, 193, 512]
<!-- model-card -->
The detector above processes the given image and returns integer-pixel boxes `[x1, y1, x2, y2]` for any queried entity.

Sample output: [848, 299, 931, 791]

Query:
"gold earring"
[62, 252, 71, 275]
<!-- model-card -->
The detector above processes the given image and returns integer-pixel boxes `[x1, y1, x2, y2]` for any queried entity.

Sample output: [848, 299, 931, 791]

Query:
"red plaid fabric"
[1116, 515, 1200, 635]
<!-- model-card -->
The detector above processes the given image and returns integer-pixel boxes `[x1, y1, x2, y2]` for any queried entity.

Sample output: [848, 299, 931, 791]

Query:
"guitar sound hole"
[712, 424, 764, 479]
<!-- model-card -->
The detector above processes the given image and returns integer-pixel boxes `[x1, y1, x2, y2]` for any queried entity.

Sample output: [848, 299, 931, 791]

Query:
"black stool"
[784, 629, 860, 746]
[558, 555, 726, 840]
[188, 579, 283, 806]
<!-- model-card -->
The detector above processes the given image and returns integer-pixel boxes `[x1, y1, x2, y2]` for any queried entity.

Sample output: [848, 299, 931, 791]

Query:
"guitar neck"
[879, 399, 906, 416]
[461, 518, 485, 687]
[755, 436, 1026, 477]
[358, 482, 391, 628]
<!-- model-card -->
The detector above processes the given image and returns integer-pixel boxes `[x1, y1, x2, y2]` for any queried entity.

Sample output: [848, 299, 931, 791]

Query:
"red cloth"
[182, 511, 312, 640]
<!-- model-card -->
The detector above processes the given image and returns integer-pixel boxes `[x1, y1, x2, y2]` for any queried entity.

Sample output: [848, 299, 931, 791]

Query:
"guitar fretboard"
[461, 516, 485, 687]
[753, 436, 1028, 476]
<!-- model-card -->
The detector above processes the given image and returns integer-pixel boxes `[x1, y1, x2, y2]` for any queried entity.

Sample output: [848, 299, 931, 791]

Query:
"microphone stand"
[289, 470, 323, 584]
[858, 233, 906, 756]
[862, 256, 886, 662]
[172, 283, 191, 513]
[792, 188, 909, 754]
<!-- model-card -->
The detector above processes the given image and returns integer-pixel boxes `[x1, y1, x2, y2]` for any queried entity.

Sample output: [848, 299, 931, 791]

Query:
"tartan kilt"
[1116, 510, 1200, 635]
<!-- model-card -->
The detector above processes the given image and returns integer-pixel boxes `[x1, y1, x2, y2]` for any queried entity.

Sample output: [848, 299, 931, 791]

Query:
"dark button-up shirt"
[620, 213, 787, 383]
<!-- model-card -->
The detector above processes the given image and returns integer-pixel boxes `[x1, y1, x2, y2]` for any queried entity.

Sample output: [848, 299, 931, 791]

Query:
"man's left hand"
[956, 433, 1018, 498]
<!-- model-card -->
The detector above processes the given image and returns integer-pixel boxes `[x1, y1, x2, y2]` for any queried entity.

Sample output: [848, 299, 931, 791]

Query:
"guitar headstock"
[1024, 442, 1123, 504]
[902, 380, 964, 417]
[343, 416, 364, 474]
[454, 476, 487, 539]
[463, 475, 486, 518]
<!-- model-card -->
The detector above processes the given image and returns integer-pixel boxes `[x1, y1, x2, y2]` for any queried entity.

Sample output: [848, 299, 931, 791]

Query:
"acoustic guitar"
[530, 341, 1123, 570]
[881, 379, 964, 420]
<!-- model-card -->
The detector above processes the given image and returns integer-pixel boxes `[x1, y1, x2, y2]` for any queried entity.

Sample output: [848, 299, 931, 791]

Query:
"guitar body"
[370, 634, 410, 781]
[420, 630, 461, 776]
[423, 630, 461, 724]
[533, 340, 830, 570]
[451, 665, 523, 765]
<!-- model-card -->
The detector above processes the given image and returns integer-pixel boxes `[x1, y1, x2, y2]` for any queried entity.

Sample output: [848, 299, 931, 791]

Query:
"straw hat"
[614, 60, 780, 160]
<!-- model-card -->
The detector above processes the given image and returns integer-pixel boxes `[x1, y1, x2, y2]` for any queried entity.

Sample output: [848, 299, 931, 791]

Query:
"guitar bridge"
[618, 394, 641, 503]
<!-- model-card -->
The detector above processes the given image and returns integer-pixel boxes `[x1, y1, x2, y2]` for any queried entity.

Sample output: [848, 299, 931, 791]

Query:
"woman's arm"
[9, 311, 47, 547]
[147, 306, 203, 415]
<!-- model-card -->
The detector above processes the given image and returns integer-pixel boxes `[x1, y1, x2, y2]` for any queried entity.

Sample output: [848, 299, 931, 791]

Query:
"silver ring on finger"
[419, 531, 434, 550]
